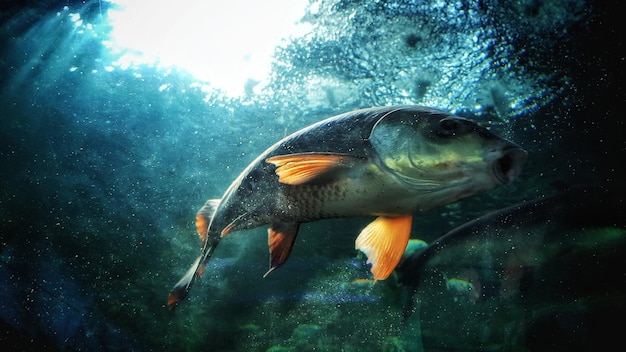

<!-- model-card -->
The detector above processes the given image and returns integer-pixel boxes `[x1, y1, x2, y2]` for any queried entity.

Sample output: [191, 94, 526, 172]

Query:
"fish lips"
[485, 145, 528, 184]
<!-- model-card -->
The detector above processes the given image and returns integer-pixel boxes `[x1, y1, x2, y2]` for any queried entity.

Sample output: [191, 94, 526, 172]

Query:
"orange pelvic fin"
[263, 222, 300, 278]
[266, 153, 364, 185]
[355, 215, 413, 281]
[196, 199, 220, 246]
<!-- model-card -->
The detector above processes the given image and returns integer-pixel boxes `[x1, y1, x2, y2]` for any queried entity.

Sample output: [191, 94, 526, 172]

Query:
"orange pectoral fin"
[266, 153, 363, 185]
[263, 222, 300, 277]
[355, 215, 413, 281]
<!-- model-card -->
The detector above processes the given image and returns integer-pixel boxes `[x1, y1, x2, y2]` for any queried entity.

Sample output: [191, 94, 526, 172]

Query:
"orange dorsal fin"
[195, 199, 220, 246]
[355, 215, 413, 280]
[263, 222, 300, 278]
[195, 214, 209, 246]
[266, 153, 363, 185]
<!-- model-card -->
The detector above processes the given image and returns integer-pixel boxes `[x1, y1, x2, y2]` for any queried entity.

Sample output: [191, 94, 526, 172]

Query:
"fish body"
[168, 106, 526, 309]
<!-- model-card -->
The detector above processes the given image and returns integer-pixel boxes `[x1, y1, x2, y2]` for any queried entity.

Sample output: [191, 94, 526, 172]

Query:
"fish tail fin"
[168, 238, 220, 310]
[168, 256, 202, 310]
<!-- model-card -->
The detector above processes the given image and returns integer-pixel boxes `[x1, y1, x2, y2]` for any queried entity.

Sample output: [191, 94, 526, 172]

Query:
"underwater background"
[1, 0, 624, 351]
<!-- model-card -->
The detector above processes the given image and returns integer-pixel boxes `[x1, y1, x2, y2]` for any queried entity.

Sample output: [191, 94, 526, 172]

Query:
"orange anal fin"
[266, 153, 363, 185]
[219, 212, 260, 237]
[263, 222, 300, 278]
[220, 216, 243, 237]
[221, 222, 235, 237]
[355, 215, 413, 281]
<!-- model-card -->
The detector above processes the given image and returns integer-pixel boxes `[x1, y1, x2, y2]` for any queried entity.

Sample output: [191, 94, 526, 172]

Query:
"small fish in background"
[445, 270, 481, 304]
[403, 239, 429, 259]
[168, 106, 527, 309]
[445, 278, 475, 299]
[350, 278, 377, 287]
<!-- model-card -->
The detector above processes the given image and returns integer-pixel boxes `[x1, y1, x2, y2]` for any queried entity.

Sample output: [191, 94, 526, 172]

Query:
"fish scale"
[281, 179, 360, 218]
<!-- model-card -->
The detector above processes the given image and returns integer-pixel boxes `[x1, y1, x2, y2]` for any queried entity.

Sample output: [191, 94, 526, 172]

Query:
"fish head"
[369, 108, 527, 198]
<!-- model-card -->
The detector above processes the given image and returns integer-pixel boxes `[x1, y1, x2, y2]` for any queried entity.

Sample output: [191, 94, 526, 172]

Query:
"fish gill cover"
[0, 0, 623, 351]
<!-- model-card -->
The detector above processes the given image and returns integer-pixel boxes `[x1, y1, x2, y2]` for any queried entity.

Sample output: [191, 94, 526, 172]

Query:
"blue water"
[1, 0, 624, 351]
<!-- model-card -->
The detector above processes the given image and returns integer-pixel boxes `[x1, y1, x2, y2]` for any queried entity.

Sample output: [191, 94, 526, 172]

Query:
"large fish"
[168, 106, 527, 309]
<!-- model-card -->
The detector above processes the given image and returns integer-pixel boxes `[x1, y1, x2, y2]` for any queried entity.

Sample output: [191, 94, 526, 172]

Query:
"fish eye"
[436, 118, 463, 138]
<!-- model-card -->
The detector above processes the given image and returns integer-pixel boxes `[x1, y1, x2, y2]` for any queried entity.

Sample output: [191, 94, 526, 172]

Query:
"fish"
[445, 274, 480, 303]
[167, 105, 527, 309]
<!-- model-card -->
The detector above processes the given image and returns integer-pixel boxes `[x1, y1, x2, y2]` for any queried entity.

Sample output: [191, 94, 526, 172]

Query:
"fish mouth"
[492, 146, 527, 184]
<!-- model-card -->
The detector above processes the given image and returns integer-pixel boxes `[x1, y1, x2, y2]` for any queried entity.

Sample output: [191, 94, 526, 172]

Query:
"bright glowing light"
[104, 0, 310, 97]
